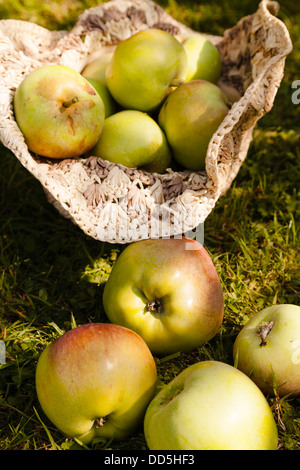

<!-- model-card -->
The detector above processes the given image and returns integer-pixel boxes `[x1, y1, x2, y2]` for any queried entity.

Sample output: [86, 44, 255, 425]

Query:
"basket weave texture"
[0, 0, 292, 243]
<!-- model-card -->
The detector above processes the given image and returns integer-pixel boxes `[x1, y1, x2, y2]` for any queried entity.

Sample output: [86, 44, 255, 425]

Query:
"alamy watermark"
[291, 80, 300, 105]
[0, 340, 6, 364]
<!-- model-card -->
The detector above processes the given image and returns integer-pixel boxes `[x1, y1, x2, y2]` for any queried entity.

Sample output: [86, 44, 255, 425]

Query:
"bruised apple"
[106, 28, 188, 112]
[144, 361, 278, 450]
[103, 237, 224, 355]
[35, 323, 157, 444]
[93, 110, 172, 173]
[14, 65, 105, 159]
[158, 80, 229, 171]
[233, 304, 300, 396]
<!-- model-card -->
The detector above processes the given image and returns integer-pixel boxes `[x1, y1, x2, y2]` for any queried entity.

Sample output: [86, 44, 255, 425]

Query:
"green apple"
[82, 51, 114, 85]
[14, 65, 105, 159]
[35, 323, 157, 444]
[144, 361, 278, 450]
[233, 304, 300, 396]
[103, 237, 224, 355]
[158, 80, 229, 170]
[85, 77, 118, 117]
[181, 33, 222, 83]
[82, 51, 118, 117]
[93, 109, 172, 173]
[105, 28, 188, 112]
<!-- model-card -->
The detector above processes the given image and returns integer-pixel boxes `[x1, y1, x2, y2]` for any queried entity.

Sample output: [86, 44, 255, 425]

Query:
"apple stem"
[169, 78, 184, 88]
[62, 96, 79, 108]
[147, 299, 163, 314]
[257, 320, 275, 347]
[95, 416, 106, 427]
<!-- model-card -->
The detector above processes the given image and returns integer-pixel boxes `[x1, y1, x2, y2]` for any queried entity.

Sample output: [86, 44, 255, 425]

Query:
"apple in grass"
[158, 79, 230, 171]
[35, 323, 157, 444]
[233, 304, 300, 397]
[103, 237, 224, 356]
[144, 361, 278, 450]
[14, 64, 105, 159]
[181, 33, 222, 83]
[93, 109, 172, 173]
[105, 28, 188, 112]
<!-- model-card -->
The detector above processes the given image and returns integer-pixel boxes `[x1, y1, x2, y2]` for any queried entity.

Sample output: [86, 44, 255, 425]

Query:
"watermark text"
[0, 341, 6, 364]
[291, 80, 300, 105]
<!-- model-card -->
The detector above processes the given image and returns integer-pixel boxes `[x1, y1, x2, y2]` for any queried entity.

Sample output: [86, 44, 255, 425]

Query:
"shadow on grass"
[0, 145, 122, 329]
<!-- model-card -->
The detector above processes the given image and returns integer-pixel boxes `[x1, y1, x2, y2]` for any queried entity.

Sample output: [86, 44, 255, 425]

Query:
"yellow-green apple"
[85, 77, 118, 117]
[93, 110, 171, 173]
[181, 33, 222, 83]
[233, 304, 300, 396]
[144, 361, 278, 450]
[82, 51, 114, 85]
[14, 64, 105, 159]
[35, 323, 157, 444]
[105, 28, 188, 112]
[103, 237, 224, 355]
[158, 80, 229, 171]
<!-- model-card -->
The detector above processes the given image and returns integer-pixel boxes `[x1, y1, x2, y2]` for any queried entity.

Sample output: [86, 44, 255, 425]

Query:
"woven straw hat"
[0, 0, 292, 243]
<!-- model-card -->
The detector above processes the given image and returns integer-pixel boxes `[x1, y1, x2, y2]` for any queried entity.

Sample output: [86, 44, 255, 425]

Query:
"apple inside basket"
[0, 0, 292, 243]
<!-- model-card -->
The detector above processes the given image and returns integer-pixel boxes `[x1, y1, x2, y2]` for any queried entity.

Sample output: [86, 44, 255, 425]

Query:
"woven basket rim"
[0, 0, 293, 243]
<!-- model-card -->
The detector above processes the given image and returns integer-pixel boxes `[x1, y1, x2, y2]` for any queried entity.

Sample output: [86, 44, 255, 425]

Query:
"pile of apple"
[35, 237, 300, 450]
[13, 22, 299, 451]
[14, 28, 230, 172]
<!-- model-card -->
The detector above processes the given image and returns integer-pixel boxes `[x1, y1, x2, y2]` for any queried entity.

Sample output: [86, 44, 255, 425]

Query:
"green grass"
[0, 0, 299, 451]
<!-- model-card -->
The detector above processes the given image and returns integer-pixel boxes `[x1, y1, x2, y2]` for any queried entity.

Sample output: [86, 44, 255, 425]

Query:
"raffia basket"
[0, 0, 292, 243]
